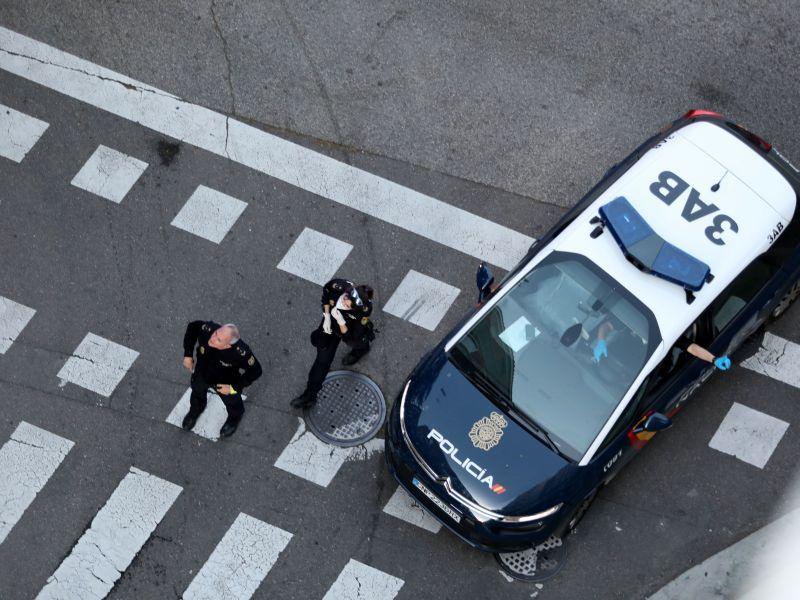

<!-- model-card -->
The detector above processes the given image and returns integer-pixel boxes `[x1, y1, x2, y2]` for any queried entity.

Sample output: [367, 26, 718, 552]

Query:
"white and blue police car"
[385, 110, 800, 552]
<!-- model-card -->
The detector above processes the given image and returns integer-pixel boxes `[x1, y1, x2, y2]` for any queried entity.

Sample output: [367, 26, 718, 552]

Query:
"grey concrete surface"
[2, 1, 798, 208]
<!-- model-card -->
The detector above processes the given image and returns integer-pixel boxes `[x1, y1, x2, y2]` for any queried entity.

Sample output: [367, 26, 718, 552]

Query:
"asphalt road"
[1, 2, 799, 599]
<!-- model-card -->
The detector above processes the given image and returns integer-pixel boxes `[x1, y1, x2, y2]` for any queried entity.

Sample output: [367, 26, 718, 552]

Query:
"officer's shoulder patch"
[201, 323, 211, 332]
[332, 282, 342, 290]
[234, 341, 249, 357]
[247, 355, 256, 366]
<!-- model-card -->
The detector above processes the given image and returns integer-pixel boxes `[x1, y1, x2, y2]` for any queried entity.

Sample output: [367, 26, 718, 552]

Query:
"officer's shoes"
[290, 392, 314, 409]
[182, 412, 199, 431]
[219, 421, 238, 438]
[342, 349, 368, 366]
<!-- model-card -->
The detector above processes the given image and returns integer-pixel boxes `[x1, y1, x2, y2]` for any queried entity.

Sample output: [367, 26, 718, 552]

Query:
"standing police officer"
[182, 321, 262, 437]
[291, 279, 374, 409]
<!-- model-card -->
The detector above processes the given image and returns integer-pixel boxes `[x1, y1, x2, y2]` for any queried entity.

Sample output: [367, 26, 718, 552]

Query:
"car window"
[711, 257, 780, 336]
[598, 381, 648, 453]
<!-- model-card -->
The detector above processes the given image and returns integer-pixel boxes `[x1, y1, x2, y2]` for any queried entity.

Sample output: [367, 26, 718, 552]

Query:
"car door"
[706, 255, 784, 358]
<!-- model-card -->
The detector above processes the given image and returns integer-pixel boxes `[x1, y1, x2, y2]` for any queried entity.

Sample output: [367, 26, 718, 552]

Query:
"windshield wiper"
[468, 369, 512, 408]
[522, 416, 562, 456]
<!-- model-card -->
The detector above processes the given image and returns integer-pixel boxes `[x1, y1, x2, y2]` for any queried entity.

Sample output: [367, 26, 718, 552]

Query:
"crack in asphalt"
[209, 0, 237, 115]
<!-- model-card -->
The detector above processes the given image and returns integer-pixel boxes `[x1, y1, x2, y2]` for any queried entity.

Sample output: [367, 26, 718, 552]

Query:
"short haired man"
[182, 321, 262, 437]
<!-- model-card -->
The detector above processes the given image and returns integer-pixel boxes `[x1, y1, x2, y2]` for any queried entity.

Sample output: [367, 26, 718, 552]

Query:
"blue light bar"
[598, 196, 711, 293]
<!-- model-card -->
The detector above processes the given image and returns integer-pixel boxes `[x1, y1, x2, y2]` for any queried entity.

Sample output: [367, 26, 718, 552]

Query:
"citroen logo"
[469, 412, 507, 451]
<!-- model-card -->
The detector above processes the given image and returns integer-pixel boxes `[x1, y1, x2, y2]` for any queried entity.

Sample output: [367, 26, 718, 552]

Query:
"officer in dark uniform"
[291, 279, 374, 409]
[181, 321, 262, 437]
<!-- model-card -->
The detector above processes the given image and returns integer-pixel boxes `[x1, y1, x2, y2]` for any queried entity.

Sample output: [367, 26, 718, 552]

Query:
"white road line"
[0, 295, 36, 354]
[0, 102, 49, 162]
[277, 227, 353, 285]
[183, 512, 292, 600]
[165, 387, 247, 441]
[0, 26, 534, 270]
[383, 270, 461, 331]
[708, 402, 788, 469]
[70, 144, 148, 203]
[323, 559, 404, 600]
[36, 467, 182, 600]
[274, 418, 383, 487]
[171, 185, 248, 244]
[0, 422, 73, 545]
[741, 332, 800, 389]
[57, 332, 139, 397]
[382, 485, 442, 533]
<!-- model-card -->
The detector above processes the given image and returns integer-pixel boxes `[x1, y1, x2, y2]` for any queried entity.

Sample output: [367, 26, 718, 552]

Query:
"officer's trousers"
[189, 371, 245, 423]
[306, 329, 371, 399]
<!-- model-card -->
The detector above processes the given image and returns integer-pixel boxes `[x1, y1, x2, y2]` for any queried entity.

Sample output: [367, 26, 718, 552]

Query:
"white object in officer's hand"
[323, 312, 332, 334]
[331, 307, 346, 326]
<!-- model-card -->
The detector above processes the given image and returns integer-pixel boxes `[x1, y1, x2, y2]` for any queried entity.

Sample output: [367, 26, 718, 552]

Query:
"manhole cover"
[304, 370, 386, 447]
[495, 536, 566, 582]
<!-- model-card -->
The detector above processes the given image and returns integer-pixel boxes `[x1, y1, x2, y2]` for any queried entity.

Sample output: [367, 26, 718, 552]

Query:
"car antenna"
[711, 170, 728, 192]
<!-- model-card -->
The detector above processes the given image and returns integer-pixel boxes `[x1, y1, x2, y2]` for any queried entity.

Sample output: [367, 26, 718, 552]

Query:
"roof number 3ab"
[649, 171, 739, 246]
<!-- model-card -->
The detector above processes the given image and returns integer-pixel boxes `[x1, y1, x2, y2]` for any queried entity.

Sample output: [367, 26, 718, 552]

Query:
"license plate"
[412, 477, 461, 523]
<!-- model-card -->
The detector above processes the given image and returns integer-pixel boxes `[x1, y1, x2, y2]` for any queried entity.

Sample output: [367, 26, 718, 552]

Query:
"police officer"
[181, 321, 262, 437]
[291, 279, 374, 409]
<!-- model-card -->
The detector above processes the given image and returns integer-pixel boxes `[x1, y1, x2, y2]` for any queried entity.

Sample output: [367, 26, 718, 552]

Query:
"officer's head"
[209, 324, 239, 349]
[342, 286, 364, 309]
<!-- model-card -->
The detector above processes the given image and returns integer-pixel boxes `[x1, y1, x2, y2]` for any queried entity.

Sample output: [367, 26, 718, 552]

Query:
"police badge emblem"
[468, 412, 508, 451]
[200, 346, 205, 354]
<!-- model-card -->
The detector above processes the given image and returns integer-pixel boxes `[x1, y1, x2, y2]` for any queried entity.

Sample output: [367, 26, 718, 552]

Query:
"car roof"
[551, 120, 796, 349]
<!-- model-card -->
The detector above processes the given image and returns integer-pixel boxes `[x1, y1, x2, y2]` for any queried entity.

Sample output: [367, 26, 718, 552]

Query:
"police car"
[385, 110, 800, 552]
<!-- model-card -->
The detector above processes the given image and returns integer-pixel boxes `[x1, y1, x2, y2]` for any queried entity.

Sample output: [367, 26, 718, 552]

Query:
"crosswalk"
[0, 423, 404, 600]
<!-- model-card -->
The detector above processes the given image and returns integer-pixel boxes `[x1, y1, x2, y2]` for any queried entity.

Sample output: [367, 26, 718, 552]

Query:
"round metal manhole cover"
[495, 536, 567, 582]
[304, 370, 386, 447]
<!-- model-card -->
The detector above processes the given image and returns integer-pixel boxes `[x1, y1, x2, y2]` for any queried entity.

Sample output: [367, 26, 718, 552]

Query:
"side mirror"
[476, 262, 495, 304]
[635, 412, 672, 434]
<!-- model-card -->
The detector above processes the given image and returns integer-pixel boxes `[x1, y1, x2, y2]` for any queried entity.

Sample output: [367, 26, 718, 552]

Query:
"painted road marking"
[0, 295, 36, 354]
[70, 144, 148, 203]
[277, 227, 353, 285]
[166, 388, 247, 442]
[0, 102, 48, 162]
[323, 559, 404, 600]
[171, 185, 248, 244]
[274, 419, 383, 487]
[0, 422, 73, 545]
[57, 332, 139, 397]
[0, 26, 534, 270]
[741, 332, 800, 389]
[383, 270, 460, 331]
[382, 485, 442, 534]
[708, 402, 788, 469]
[183, 512, 292, 600]
[36, 467, 182, 600]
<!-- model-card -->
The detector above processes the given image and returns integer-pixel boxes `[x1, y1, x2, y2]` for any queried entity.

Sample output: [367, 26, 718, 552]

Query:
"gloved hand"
[714, 355, 731, 370]
[322, 312, 332, 335]
[592, 339, 608, 364]
[331, 308, 346, 327]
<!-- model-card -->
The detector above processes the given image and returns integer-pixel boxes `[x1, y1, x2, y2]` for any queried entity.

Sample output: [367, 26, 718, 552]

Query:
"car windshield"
[449, 251, 661, 461]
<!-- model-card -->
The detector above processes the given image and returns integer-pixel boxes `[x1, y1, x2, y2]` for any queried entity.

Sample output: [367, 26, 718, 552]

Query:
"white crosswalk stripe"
[165, 388, 246, 441]
[277, 227, 353, 285]
[56, 332, 139, 397]
[36, 467, 182, 600]
[274, 419, 383, 487]
[741, 332, 800, 389]
[708, 402, 789, 469]
[383, 270, 461, 331]
[183, 512, 292, 600]
[0, 295, 35, 354]
[323, 559, 404, 600]
[70, 144, 148, 203]
[0, 25, 534, 269]
[0, 422, 73, 545]
[171, 185, 248, 244]
[382, 485, 441, 533]
[0, 102, 49, 162]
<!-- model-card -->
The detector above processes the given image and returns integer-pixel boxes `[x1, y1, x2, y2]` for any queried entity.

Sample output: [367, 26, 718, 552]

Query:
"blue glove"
[714, 355, 731, 370]
[593, 339, 608, 363]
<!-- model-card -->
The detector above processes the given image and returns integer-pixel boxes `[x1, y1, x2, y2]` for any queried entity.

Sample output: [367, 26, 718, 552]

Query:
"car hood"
[403, 353, 575, 514]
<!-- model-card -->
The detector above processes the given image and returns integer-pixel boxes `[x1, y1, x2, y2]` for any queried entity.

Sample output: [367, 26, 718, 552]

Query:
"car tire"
[566, 488, 598, 534]
[771, 280, 800, 320]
